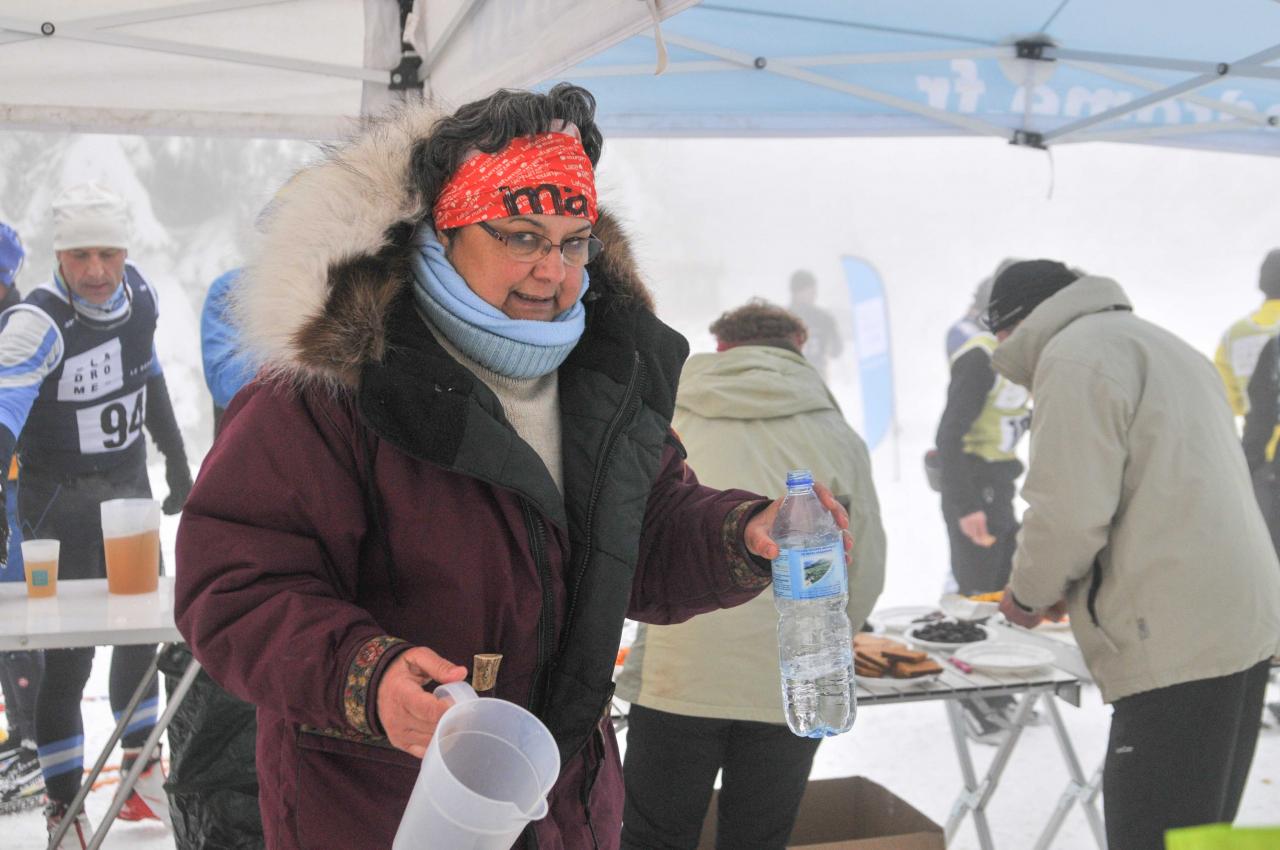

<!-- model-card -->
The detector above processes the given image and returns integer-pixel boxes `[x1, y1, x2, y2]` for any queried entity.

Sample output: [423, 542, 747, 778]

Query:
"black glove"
[145, 372, 192, 514]
[162, 455, 193, 515]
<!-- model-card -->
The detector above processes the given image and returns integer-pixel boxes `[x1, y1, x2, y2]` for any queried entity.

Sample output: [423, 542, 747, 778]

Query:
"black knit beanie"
[985, 260, 1081, 334]
[1259, 249, 1280, 299]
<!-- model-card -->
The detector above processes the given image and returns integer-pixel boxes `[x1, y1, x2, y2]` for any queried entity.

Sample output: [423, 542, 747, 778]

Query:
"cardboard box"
[697, 776, 945, 850]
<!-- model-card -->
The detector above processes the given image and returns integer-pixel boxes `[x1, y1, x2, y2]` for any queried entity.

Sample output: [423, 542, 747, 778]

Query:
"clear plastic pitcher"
[99, 498, 162, 594]
[393, 682, 560, 850]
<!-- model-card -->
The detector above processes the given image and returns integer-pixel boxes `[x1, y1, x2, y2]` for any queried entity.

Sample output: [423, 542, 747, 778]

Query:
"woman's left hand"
[744, 482, 852, 562]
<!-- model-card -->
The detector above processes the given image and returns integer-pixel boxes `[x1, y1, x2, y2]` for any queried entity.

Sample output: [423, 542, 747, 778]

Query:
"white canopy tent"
[3, 1, 1277, 157]
[0, 0, 694, 138]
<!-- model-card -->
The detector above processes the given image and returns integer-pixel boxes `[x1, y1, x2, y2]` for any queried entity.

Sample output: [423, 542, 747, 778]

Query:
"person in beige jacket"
[616, 299, 885, 850]
[987, 260, 1280, 850]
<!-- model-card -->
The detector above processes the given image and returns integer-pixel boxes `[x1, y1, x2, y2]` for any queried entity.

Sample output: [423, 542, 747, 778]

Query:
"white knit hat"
[52, 181, 131, 251]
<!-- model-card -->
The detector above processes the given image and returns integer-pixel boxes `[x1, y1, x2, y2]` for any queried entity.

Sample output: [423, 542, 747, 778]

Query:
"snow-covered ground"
[4, 135, 1280, 847]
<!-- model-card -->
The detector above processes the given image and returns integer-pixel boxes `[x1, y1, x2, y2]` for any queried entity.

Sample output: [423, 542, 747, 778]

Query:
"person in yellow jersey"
[1215, 249, 1280, 418]
[933, 268, 1032, 743]
[935, 274, 1030, 597]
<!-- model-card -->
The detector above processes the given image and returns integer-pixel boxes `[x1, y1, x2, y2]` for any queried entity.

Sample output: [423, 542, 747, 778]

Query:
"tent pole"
[1049, 46, 1280, 81]
[1044, 43, 1280, 144]
[657, 32, 1012, 139]
[0, 14, 383, 81]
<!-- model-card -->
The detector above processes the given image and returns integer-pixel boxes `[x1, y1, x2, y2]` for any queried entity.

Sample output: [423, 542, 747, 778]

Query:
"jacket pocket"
[295, 730, 421, 849]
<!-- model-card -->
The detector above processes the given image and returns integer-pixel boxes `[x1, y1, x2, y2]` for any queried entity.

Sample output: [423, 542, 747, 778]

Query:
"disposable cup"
[21, 539, 59, 598]
[100, 498, 161, 594]
[393, 682, 560, 850]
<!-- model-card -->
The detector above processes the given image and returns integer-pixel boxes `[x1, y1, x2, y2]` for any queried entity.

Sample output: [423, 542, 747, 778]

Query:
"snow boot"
[117, 746, 171, 826]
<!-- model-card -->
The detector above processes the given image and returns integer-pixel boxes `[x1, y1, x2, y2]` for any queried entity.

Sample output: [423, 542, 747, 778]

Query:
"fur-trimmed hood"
[234, 101, 653, 391]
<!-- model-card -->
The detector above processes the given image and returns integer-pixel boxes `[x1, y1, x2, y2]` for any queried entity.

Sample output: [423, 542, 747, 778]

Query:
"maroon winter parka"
[174, 103, 771, 850]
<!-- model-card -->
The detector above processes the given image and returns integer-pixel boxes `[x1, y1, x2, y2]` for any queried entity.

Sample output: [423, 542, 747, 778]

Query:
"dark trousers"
[19, 463, 159, 803]
[942, 478, 1018, 596]
[0, 650, 44, 744]
[1103, 660, 1270, 850]
[621, 704, 820, 850]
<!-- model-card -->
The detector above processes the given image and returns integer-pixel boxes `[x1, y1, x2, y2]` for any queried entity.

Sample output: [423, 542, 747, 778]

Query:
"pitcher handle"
[433, 681, 477, 706]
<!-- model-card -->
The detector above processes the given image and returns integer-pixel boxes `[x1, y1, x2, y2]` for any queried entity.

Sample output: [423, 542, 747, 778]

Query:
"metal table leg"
[48, 646, 163, 849]
[85, 653, 201, 850]
[47, 643, 201, 850]
[944, 691, 1039, 849]
[1030, 694, 1107, 850]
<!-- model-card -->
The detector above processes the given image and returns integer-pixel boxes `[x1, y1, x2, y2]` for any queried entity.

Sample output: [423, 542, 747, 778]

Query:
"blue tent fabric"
[555, 0, 1280, 156]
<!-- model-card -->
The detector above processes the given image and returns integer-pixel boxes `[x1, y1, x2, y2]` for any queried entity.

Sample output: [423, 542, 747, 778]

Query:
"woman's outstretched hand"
[376, 646, 469, 758]
[743, 482, 852, 562]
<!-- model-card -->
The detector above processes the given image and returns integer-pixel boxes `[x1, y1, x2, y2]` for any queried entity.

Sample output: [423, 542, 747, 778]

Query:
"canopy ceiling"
[0, 0, 695, 138]
[559, 0, 1280, 156]
[2, 0, 1278, 157]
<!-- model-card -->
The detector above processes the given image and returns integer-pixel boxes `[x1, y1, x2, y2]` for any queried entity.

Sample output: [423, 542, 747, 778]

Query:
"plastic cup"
[100, 498, 161, 595]
[393, 682, 560, 850]
[21, 539, 59, 598]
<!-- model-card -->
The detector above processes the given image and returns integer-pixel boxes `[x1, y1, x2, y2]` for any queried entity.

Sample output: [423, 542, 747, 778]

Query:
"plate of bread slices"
[854, 632, 944, 690]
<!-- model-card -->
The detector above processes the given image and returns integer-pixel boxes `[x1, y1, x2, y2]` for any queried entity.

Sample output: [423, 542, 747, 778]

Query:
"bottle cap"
[785, 469, 814, 487]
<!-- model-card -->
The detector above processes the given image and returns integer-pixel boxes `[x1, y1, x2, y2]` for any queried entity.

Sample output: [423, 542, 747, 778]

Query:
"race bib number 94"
[76, 387, 146, 454]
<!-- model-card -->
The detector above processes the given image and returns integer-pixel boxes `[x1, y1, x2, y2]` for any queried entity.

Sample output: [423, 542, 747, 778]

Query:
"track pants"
[621, 704, 821, 850]
[941, 477, 1018, 596]
[1103, 660, 1270, 850]
[19, 462, 159, 804]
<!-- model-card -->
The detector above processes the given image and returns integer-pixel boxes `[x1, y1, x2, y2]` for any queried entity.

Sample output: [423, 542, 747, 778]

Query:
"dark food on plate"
[910, 620, 987, 644]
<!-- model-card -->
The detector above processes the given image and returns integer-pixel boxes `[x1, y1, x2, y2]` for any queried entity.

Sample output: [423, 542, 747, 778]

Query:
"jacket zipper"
[560, 351, 645, 649]
[521, 498, 555, 713]
[580, 723, 605, 849]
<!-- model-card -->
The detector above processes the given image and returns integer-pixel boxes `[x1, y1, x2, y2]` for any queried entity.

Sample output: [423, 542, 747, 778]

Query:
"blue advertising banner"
[842, 256, 895, 451]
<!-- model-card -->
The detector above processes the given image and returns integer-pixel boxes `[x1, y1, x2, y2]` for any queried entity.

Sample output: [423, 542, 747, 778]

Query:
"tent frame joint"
[1010, 129, 1046, 150]
[389, 53, 423, 91]
[1015, 38, 1054, 63]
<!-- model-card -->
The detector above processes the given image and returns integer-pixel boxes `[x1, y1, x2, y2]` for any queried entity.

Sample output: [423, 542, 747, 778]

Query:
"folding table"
[0, 577, 202, 850]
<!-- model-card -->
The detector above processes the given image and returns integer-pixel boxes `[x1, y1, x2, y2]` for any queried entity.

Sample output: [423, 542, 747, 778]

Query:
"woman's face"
[440, 214, 590, 321]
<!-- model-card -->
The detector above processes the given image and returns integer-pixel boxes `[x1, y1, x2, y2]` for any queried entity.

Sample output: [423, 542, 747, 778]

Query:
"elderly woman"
[174, 84, 849, 850]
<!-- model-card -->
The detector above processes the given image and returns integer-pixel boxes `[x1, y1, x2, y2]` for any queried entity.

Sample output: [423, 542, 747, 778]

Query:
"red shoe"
[117, 746, 171, 825]
[116, 789, 160, 822]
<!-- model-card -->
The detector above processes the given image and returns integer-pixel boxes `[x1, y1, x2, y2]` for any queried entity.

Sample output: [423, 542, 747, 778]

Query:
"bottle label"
[771, 542, 847, 600]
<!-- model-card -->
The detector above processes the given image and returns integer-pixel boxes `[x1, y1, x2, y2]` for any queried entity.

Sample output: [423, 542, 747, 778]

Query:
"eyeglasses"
[477, 220, 603, 266]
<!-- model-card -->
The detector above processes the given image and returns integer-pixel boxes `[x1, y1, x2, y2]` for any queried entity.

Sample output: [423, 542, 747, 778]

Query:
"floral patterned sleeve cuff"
[344, 635, 409, 736]
[723, 499, 774, 590]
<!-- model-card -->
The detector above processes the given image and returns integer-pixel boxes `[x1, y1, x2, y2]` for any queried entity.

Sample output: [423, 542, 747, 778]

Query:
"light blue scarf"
[54, 270, 130, 323]
[409, 225, 588, 379]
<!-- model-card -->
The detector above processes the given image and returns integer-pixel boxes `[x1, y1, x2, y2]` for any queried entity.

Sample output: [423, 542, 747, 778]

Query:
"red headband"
[432, 132, 598, 229]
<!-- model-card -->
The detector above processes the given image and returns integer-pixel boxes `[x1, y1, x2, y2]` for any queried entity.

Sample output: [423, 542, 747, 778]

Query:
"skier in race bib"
[0, 182, 192, 846]
[1214, 248, 1280, 419]
[933, 264, 1032, 743]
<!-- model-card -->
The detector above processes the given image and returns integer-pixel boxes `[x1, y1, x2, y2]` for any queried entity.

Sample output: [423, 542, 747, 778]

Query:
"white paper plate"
[905, 623, 992, 652]
[868, 605, 941, 634]
[953, 641, 1055, 675]
[939, 593, 1000, 622]
[859, 670, 944, 691]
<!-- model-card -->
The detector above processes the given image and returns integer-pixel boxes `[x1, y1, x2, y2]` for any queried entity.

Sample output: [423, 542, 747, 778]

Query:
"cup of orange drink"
[100, 498, 162, 594]
[21, 539, 60, 598]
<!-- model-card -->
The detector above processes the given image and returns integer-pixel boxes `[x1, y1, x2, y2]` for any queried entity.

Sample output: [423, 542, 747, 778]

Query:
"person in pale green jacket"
[617, 299, 885, 850]
[988, 261, 1280, 850]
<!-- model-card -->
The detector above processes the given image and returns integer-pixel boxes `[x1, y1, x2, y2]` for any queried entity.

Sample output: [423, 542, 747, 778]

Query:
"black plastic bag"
[159, 644, 265, 850]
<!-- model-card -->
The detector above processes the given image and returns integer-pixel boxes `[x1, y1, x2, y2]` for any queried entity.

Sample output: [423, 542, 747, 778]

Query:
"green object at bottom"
[1165, 824, 1280, 850]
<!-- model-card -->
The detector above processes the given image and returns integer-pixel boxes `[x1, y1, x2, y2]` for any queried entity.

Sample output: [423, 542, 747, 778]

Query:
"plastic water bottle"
[771, 469, 855, 737]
